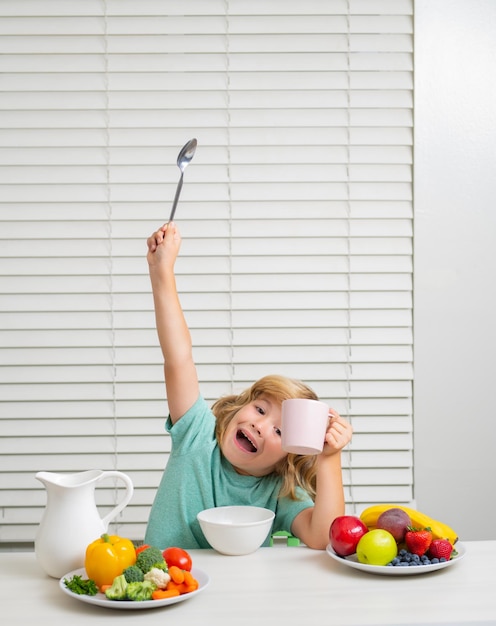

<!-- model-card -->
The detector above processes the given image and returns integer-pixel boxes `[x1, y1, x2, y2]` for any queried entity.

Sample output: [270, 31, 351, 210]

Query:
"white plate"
[59, 567, 209, 610]
[326, 542, 466, 576]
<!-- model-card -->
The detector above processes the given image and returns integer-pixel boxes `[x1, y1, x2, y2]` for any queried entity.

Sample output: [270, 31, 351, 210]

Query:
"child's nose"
[250, 422, 262, 435]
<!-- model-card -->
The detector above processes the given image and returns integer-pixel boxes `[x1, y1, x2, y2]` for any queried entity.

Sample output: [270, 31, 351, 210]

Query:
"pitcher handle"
[98, 471, 134, 529]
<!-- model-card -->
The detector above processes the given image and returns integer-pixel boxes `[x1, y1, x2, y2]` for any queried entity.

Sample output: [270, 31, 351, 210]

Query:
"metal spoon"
[168, 138, 197, 222]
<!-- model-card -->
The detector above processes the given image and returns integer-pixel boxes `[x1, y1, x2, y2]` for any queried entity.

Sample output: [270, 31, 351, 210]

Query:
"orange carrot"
[100, 584, 112, 594]
[183, 570, 196, 584]
[166, 580, 189, 594]
[183, 570, 199, 591]
[166, 580, 184, 591]
[165, 572, 199, 595]
[168, 565, 185, 584]
[152, 588, 180, 600]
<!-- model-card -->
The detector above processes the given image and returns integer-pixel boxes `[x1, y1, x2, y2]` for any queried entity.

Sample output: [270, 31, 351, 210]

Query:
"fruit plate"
[326, 542, 466, 576]
[59, 567, 209, 610]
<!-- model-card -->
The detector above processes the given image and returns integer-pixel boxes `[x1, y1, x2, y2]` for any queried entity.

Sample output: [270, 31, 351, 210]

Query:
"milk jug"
[34, 469, 133, 578]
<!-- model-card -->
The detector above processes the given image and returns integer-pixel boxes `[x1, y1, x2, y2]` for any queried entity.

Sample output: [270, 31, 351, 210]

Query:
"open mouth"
[236, 429, 258, 453]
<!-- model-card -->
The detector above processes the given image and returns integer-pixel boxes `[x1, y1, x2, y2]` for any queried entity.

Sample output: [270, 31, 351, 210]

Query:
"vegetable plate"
[59, 567, 209, 610]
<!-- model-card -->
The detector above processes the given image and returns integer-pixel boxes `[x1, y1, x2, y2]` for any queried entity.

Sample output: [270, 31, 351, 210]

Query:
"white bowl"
[197, 506, 275, 555]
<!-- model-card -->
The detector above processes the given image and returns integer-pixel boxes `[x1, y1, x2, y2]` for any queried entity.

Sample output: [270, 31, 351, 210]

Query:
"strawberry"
[428, 539, 453, 560]
[405, 526, 433, 556]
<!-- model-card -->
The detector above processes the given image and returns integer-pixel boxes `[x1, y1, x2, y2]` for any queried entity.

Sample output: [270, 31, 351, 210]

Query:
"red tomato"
[135, 544, 150, 556]
[162, 547, 192, 571]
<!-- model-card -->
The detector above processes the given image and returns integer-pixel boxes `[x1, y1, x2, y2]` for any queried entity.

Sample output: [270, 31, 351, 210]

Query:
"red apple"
[329, 515, 368, 557]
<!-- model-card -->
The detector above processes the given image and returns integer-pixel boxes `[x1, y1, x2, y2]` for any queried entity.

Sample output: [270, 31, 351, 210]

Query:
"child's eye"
[256, 405, 265, 415]
[274, 427, 281, 437]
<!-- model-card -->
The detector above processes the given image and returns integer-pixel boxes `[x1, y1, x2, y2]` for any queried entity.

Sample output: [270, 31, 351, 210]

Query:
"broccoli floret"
[151, 560, 168, 572]
[123, 564, 145, 583]
[104, 574, 128, 601]
[126, 580, 156, 601]
[136, 546, 165, 573]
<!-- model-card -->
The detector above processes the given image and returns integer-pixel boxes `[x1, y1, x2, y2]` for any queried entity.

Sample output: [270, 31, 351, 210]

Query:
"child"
[144, 222, 353, 550]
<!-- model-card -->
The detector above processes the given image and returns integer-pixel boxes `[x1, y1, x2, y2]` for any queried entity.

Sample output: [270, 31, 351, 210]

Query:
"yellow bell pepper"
[84, 533, 136, 589]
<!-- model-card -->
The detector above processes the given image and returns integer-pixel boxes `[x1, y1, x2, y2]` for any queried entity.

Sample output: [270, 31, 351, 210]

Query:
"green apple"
[356, 529, 398, 566]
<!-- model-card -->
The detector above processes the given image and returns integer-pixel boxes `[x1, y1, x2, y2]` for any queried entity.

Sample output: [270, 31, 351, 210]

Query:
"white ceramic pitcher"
[34, 469, 134, 578]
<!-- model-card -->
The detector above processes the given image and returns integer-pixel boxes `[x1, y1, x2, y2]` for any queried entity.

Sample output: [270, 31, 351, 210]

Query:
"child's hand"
[322, 410, 353, 456]
[147, 223, 167, 254]
[147, 222, 181, 268]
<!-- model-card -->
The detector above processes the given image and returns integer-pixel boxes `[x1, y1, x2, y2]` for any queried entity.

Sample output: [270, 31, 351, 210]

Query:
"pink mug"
[281, 398, 330, 455]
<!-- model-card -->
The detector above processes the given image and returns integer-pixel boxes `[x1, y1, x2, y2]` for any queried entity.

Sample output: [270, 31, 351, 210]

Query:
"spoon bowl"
[168, 138, 197, 222]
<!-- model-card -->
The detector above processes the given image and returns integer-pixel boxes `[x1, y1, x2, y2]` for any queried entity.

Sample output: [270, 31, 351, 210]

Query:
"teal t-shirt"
[144, 395, 314, 549]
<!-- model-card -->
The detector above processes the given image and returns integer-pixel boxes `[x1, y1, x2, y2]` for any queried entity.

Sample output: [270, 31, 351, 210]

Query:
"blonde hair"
[211, 375, 320, 500]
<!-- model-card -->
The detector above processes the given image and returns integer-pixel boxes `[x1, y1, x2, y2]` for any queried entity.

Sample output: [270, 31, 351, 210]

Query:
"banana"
[359, 504, 458, 545]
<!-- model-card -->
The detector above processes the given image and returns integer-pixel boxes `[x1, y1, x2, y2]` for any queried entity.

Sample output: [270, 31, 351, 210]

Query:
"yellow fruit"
[356, 529, 398, 566]
[359, 504, 458, 545]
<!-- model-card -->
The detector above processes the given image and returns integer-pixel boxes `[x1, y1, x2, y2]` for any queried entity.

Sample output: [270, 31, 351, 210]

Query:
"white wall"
[414, 0, 496, 539]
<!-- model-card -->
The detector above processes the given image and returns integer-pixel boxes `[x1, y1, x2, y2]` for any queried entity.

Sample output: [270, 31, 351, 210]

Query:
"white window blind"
[0, 0, 413, 544]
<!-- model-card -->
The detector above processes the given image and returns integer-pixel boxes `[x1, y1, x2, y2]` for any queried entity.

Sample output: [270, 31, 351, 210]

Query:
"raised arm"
[290, 411, 353, 549]
[147, 222, 199, 422]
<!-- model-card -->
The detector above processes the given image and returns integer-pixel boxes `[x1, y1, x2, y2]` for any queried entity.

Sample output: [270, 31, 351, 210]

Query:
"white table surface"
[1, 541, 495, 625]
